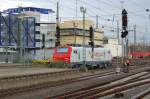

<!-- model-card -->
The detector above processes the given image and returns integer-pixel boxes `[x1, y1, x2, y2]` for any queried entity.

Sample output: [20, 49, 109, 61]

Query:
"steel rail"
[48, 67, 150, 99]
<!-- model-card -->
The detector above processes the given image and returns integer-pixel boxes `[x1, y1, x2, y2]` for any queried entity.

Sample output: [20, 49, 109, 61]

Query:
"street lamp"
[80, 6, 87, 71]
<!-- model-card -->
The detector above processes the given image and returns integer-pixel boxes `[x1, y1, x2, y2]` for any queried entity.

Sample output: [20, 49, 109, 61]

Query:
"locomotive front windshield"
[57, 48, 68, 53]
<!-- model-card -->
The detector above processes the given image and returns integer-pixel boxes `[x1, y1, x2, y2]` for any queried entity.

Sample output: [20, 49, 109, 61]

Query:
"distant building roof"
[3, 7, 55, 14]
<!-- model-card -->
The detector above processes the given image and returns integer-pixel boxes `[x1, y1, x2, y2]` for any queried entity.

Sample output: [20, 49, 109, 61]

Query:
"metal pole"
[0, 12, 2, 46]
[56, 2, 59, 25]
[56, 1, 60, 47]
[33, 18, 36, 55]
[92, 27, 94, 71]
[6, 13, 12, 63]
[126, 38, 128, 57]
[116, 47, 121, 74]
[19, 18, 22, 63]
[143, 35, 145, 52]
[117, 20, 120, 44]
[133, 25, 136, 52]
[120, 1, 124, 71]
[83, 8, 86, 69]
[75, 0, 78, 19]
[115, 20, 120, 74]
[122, 38, 124, 63]
[96, 15, 98, 29]
[73, 22, 77, 45]
[5, 46, 8, 63]
[80, 7, 87, 71]
[18, 7, 23, 64]
[124, 38, 126, 57]
[75, 0, 78, 45]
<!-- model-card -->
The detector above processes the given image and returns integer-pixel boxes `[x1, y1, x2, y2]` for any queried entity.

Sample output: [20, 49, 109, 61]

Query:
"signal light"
[42, 34, 45, 49]
[89, 26, 93, 40]
[56, 25, 60, 38]
[121, 31, 128, 38]
[89, 41, 94, 47]
[122, 9, 128, 28]
[55, 25, 60, 47]
[122, 15, 127, 27]
[55, 41, 60, 47]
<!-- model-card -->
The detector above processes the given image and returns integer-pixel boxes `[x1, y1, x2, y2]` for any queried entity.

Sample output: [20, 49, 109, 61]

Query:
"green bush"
[48, 61, 68, 68]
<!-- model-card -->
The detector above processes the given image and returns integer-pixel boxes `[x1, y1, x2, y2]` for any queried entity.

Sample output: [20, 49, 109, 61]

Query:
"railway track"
[0, 63, 149, 98]
[88, 77, 150, 99]
[51, 71, 150, 99]
[0, 68, 114, 98]
[0, 69, 79, 82]
[0, 62, 148, 84]
[132, 88, 150, 99]
[0, 69, 81, 91]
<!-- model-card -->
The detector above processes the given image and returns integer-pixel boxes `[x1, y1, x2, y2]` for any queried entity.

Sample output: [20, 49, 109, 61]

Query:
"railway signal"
[42, 34, 45, 49]
[122, 9, 128, 29]
[89, 26, 94, 48]
[121, 9, 129, 73]
[55, 41, 60, 47]
[89, 26, 93, 40]
[55, 25, 60, 47]
[121, 9, 128, 38]
[56, 25, 60, 38]
[121, 30, 128, 38]
[88, 41, 94, 47]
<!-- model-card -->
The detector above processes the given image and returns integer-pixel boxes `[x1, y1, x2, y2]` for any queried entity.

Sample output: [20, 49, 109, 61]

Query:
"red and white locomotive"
[53, 46, 112, 68]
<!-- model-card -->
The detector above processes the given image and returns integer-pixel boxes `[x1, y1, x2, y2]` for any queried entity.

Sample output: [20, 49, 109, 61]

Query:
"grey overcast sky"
[0, 0, 150, 43]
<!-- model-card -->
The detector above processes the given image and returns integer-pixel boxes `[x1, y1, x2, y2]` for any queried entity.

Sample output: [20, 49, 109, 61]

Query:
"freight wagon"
[53, 46, 112, 68]
[129, 52, 150, 58]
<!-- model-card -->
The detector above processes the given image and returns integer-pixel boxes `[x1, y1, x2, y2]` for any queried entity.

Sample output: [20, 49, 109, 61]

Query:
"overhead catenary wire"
[129, 0, 148, 10]
[57, 0, 149, 32]
[1, 0, 149, 46]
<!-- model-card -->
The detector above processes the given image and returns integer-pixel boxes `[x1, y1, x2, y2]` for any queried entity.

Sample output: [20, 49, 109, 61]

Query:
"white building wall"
[23, 11, 56, 49]
[108, 38, 119, 45]
[104, 44, 122, 57]
[36, 23, 56, 48]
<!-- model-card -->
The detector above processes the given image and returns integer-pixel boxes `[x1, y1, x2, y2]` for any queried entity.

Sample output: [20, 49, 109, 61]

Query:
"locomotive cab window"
[57, 48, 68, 53]
[74, 50, 77, 54]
